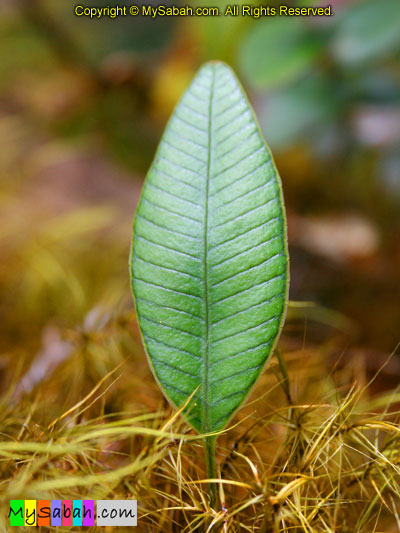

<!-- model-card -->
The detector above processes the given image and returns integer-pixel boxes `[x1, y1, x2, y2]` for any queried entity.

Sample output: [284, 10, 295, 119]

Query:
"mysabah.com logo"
[8, 500, 137, 527]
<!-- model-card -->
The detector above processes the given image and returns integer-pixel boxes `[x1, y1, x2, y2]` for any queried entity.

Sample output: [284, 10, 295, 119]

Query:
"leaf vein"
[162, 139, 206, 165]
[136, 214, 199, 241]
[135, 234, 201, 261]
[214, 97, 243, 119]
[135, 255, 201, 281]
[147, 181, 201, 209]
[215, 121, 254, 149]
[213, 145, 265, 180]
[211, 160, 270, 198]
[157, 155, 203, 180]
[152, 358, 199, 378]
[141, 197, 201, 225]
[141, 314, 203, 340]
[136, 295, 204, 321]
[212, 184, 269, 221]
[168, 127, 208, 150]
[211, 233, 280, 268]
[144, 334, 202, 360]
[211, 198, 275, 231]
[209, 364, 262, 385]
[210, 217, 282, 252]
[213, 273, 286, 306]
[180, 101, 208, 119]
[214, 108, 249, 134]
[135, 276, 202, 300]
[210, 389, 245, 407]
[211, 296, 280, 327]
[174, 114, 207, 134]
[154, 166, 202, 192]
[212, 315, 279, 345]
[210, 248, 282, 289]
[215, 130, 259, 163]
[210, 338, 275, 367]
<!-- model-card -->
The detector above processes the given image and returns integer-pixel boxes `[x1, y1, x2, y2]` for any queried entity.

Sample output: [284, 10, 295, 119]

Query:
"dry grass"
[1, 165, 400, 532]
[1, 306, 400, 532]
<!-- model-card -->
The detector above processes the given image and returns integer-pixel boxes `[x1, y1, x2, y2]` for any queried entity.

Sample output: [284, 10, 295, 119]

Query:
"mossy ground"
[1, 305, 400, 532]
[1, 165, 399, 532]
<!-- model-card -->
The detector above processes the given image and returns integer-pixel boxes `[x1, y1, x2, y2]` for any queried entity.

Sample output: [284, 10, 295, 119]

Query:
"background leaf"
[261, 73, 338, 149]
[332, 0, 400, 66]
[130, 62, 288, 433]
[238, 17, 320, 89]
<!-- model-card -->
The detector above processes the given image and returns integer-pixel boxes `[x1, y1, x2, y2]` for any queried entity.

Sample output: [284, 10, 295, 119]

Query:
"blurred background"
[1, 0, 400, 395]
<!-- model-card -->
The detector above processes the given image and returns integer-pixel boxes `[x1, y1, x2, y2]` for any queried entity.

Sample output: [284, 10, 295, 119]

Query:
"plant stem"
[205, 435, 217, 508]
[275, 348, 292, 405]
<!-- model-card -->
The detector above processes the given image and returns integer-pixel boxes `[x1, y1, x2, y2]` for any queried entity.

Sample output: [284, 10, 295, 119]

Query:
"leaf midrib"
[202, 65, 216, 434]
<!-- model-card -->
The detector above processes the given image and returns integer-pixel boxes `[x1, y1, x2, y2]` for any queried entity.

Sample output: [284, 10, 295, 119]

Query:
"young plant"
[129, 61, 289, 505]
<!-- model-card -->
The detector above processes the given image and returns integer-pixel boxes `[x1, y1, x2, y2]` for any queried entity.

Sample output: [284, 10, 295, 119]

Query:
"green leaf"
[238, 17, 320, 89]
[130, 61, 289, 433]
[261, 74, 337, 149]
[332, 0, 400, 66]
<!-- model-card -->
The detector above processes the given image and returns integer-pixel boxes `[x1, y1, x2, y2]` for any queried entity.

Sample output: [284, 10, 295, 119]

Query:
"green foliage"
[238, 17, 320, 89]
[262, 74, 337, 148]
[332, 0, 400, 65]
[130, 62, 288, 434]
[235, 0, 400, 150]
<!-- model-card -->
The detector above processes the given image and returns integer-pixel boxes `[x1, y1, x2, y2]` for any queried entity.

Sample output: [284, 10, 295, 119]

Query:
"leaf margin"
[129, 60, 290, 434]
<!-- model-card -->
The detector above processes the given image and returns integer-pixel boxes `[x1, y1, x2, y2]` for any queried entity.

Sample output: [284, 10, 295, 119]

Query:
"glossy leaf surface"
[130, 62, 288, 433]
